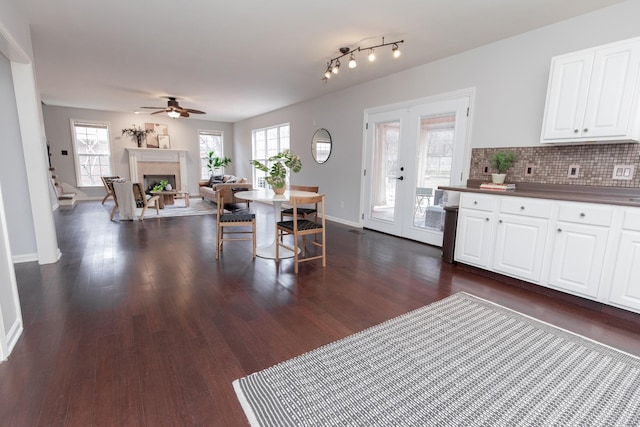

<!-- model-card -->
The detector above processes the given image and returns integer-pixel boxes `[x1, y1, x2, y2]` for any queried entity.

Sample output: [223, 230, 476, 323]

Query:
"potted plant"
[206, 153, 232, 176]
[122, 125, 154, 148]
[489, 151, 516, 184]
[251, 150, 302, 194]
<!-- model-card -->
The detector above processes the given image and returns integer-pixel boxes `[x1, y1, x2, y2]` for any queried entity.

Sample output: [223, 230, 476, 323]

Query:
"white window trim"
[198, 129, 224, 180]
[69, 119, 113, 188]
[251, 122, 290, 189]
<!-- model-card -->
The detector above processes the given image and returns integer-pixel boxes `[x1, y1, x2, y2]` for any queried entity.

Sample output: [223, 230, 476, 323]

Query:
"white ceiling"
[19, 0, 626, 123]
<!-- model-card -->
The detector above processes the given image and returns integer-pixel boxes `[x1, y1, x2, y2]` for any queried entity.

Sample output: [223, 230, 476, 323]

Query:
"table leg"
[255, 200, 297, 259]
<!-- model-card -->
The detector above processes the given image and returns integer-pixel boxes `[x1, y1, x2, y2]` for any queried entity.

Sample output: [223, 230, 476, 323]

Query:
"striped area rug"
[233, 292, 640, 426]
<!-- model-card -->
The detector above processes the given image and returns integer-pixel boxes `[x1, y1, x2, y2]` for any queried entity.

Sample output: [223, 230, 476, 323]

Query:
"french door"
[363, 94, 471, 246]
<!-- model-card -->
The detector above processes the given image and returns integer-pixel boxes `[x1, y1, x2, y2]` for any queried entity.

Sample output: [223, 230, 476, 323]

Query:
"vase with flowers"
[251, 150, 302, 194]
[122, 124, 154, 148]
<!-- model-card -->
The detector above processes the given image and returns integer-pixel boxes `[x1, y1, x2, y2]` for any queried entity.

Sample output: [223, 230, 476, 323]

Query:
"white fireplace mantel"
[126, 148, 188, 190]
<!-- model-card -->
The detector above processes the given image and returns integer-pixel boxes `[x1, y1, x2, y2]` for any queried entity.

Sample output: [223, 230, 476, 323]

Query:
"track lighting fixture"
[322, 37, 404, 81]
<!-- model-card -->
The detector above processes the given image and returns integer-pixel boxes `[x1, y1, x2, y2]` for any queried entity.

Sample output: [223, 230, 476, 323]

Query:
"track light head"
[392, 44, 401, 58]
[332, 59, 340, 74]
[368, 49, 376, 62]
[348, 53, 357, 69]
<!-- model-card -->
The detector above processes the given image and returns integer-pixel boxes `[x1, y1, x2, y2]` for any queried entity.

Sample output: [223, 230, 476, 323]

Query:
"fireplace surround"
[126, 148, 188, 192]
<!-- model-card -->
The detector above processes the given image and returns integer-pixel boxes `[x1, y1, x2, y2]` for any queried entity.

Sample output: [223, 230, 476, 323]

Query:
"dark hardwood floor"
[2, 199, 640, 426]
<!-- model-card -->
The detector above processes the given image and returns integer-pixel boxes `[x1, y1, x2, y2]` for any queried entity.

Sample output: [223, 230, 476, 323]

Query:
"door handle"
[396, 176, 404, 181]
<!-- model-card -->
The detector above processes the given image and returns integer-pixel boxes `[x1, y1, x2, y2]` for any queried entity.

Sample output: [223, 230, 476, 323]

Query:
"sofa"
[198, 175, 252, 207]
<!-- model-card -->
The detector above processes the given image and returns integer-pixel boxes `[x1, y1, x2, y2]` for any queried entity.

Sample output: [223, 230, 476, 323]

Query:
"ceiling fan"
[141, 97, 205, 118]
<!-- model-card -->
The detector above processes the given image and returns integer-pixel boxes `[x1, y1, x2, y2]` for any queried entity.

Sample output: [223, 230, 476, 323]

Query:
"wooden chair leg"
[140, 206, 148, 221]
[252, 222, 256, 258]
[110, 205, 118, 221]
[216, 224, 221, 259]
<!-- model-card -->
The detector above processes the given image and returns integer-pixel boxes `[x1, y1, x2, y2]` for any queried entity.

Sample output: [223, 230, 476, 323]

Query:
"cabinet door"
[492, 215, 548, 283]
[582, 39, 640, 139]
[541, 51, 594, 141]
[455, 209, 495, 268]
[548, 222, 609, 298]
[608, 231, 640, 312]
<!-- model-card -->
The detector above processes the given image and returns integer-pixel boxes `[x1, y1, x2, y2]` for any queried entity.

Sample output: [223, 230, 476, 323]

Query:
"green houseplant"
[489, 151, 516, 184]
[250, 150, 302, 194]
[206, 153, 232, 176]
[122, 124, 154, 148]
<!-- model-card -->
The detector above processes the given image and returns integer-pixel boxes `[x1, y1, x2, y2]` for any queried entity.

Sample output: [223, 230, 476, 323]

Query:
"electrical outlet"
[525, 164, 535, 176]
[567, 165, 580, 179]
[612, 164, 635, 180]
[483, 165, 491, 175]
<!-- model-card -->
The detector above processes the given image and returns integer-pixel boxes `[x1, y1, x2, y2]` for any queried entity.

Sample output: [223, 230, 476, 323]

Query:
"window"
[252, 123, 290, 188]
[199, 130, 223, 179]
[71, 121, 112, 187]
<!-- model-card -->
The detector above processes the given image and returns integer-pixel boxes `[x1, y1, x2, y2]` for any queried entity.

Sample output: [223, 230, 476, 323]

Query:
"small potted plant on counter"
[489, 151, 516, 184]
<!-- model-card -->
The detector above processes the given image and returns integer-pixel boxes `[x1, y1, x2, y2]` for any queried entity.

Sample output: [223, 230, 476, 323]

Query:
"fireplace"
[126, 148, 188, 192]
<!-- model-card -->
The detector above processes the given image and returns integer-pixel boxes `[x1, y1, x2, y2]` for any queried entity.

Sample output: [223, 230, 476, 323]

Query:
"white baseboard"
[324, 215, 360, 228]
[4, 319, 23, 359]
[12, 253, 39, 263]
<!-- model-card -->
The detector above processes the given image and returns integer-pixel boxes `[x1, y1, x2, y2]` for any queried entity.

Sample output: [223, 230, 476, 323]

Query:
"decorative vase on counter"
[491, 173, 506, 184]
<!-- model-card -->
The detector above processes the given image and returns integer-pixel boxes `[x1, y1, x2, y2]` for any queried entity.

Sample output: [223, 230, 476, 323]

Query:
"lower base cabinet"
[608, 210, 640, 312]
[455, 192, 640, 314]
[548, 222, 609, 299]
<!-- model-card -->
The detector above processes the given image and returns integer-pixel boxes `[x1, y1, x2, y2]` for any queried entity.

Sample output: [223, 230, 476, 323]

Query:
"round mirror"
[311, 128, 332, 164]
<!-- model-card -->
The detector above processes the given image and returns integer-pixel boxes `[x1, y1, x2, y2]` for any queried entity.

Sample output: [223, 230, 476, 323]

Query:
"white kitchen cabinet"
[608, 209, 640, 312]
[541, 36, 640, 143]
[547, 203, 612, 298]
[455, 194, 496, 268]
[492, 198, 552, 283]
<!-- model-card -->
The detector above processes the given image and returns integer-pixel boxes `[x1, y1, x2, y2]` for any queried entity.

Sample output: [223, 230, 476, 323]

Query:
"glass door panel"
[370, 120, 400, 222]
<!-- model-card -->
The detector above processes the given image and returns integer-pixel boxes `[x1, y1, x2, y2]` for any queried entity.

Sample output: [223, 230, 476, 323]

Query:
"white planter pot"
[492, 173, 506, 184]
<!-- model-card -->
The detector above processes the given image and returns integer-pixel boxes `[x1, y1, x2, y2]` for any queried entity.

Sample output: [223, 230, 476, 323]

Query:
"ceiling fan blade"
[150, 110, 166, 115]
[140, 106, 165, 109]
[180, 111, 190, 118]
[184, 109, 205, 114]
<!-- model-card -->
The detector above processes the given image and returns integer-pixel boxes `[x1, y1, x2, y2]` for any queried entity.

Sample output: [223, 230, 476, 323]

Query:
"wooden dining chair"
[100, 176, 120, 204]
[276, 194, 325, 274]
[280, 184, 319, 221]
[132, 183, 160, 220]
[216, 188, 256, 260]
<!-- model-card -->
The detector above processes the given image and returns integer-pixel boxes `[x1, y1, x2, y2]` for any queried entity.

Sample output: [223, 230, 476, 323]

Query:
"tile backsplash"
[469, 143, 640, 187]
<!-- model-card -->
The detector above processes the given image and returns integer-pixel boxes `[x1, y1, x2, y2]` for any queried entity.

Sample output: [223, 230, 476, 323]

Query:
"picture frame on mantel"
[158, 134, 171, 149]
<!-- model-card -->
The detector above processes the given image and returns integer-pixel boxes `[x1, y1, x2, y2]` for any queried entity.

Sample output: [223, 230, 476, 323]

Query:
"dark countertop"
[439, 180, 640, 208]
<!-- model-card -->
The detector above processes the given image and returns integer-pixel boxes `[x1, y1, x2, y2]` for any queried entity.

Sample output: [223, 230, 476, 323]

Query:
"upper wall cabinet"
[540, 37, 640, 144]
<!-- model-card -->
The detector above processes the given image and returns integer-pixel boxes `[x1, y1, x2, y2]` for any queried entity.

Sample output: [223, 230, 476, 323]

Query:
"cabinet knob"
[557, 228, 562, 232]
[583, 128, 588, 132]
[520, 206, 525, 210]
[499, 219, 503, 223]
[580, 212, 586, 217]
[474, 201, 478, 205]
[574, 129, 579, 133]
[486, 218, 490, 221]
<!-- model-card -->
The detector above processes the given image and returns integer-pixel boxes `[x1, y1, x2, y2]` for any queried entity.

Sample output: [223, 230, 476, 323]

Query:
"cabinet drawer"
[500, 197, 553, 219]
[558, 203, 613, 226]
[460, 194, 496, 212]
[622, 209, 640, 231]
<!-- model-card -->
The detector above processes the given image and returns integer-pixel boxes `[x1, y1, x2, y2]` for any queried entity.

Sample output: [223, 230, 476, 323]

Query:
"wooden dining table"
[234, 189, 317, 259]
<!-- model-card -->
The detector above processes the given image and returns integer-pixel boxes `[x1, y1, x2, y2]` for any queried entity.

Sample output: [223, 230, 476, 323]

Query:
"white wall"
[42, 106, 235, 198]
[0, 54, 37, 259]
[234, 1, 640, 226]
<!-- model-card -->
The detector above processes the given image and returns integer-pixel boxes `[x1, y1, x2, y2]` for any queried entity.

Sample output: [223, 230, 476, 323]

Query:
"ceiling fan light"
[368, 49, 376, 62]
[167, 110, 180, 118]
[348, 53, 357, 69]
